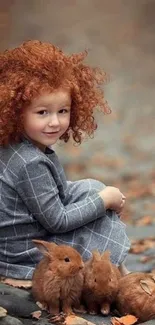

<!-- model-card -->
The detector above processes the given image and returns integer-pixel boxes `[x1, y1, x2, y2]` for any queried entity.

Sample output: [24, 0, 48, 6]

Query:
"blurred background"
[1, 0, 155, 225]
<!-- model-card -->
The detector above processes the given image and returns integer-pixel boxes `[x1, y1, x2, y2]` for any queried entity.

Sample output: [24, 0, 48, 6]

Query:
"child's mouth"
[43, 131, 59, 136]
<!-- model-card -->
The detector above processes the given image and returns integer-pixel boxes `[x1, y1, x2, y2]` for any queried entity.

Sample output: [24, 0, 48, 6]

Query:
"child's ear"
[32, 239, 57, 256]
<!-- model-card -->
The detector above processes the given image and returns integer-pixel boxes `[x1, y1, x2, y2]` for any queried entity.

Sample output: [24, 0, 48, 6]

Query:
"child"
[0, 40, 130, 286]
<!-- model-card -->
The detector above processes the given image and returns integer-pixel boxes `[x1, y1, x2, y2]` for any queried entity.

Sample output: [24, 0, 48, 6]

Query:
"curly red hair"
[0, 40, 111, 146]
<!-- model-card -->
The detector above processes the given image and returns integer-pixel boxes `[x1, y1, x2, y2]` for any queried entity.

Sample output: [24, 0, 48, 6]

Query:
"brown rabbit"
[116, 272, 155, 322]
[32, 240, 84, 315]
[82, 250, 121, 316]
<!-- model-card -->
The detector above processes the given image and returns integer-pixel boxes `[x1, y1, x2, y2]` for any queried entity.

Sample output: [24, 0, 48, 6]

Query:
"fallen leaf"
[130, 237, 155, 254]
[136, 216, 153, 226]
[65, 315, 97, 325]
[31, 310, 42, 319]
[0, 307, 7, 318]
[1, 278, 32, 288]
[111, 314, 138, 325]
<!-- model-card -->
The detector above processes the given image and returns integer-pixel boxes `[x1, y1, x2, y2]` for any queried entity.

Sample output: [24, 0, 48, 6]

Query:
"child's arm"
[17, 158, 122, 234]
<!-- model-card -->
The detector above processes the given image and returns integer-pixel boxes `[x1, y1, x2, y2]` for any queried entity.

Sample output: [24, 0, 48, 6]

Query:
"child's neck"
[22, 134, 46, 152]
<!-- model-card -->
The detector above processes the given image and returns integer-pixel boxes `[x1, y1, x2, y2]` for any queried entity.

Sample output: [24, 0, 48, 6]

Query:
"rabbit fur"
[32, 240, 84, 315]
[82, 250, 121, 315]
[116, 272, 155, 322]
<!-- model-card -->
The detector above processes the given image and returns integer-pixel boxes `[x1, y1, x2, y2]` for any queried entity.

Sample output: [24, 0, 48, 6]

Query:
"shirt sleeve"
[16, 157, 106, 234]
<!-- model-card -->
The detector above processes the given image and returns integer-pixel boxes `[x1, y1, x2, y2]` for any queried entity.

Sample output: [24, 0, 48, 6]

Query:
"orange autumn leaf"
[136, 216, 153, 226]
[111, 314, 138, 325]
[65, 315, 97, 325]
[0, 277, 32, 288]
[130, 237, 155, 254]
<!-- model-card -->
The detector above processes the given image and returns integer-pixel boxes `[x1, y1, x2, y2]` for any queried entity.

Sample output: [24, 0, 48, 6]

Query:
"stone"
[0, 315, 24, 325]
[0, 284, 41, 318]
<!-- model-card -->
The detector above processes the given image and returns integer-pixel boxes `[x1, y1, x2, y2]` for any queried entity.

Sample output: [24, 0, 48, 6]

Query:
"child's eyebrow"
[33, 101, 71, 108]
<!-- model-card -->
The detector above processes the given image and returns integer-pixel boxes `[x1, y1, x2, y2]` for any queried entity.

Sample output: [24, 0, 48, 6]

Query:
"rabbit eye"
[64, 257, 70, 262]
[94, 278, 97, 282]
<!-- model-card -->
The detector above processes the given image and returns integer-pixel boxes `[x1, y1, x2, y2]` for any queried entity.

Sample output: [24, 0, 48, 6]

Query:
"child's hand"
[99, 186, 126, 214]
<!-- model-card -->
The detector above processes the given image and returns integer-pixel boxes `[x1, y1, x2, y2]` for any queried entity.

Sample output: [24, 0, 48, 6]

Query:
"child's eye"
[37, 110, 48, 115]
[59, 108, 70, 114]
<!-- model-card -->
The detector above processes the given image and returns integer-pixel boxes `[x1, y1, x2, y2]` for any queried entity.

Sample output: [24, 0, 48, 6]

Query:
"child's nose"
[48, 114, 60, 127]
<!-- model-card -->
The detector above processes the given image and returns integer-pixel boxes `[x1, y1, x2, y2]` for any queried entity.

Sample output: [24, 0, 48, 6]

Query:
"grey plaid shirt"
[0, 138, 105, 279]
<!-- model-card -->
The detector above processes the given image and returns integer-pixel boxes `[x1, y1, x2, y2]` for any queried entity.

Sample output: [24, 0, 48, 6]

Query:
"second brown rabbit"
[82, 250, 121, 315]
[32, 240, 84, 315]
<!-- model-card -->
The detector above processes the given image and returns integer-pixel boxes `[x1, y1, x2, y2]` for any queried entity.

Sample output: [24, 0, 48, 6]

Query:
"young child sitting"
[0, 40, 130, 287]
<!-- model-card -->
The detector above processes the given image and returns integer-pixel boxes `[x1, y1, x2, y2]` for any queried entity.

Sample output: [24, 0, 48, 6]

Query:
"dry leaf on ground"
[130, 237, 155, 254]
[65, 315, 98, 325]
[0, 278, 32, 288]
[136, 216, 153, 226]
[31, 310, 42, 319]
[0, 307, 7, 318]
[111, 314, 138, 325]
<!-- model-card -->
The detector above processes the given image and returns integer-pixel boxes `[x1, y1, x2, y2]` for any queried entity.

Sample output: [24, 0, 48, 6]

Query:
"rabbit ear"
[101, 250, 111, 260]
[92, 250, 101, 262]
[33, 239, 57, 255]
[140, 279, 154, 296]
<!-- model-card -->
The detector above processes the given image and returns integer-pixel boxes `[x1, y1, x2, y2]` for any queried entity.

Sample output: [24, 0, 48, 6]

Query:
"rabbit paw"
[101, 302, 110, 315]
[50, 312, 66, 324]
[73, 304, 87, 314]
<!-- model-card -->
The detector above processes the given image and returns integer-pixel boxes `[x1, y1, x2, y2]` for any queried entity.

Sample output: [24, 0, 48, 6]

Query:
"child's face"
[23, 88, 71, 151]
